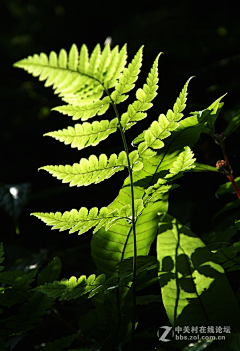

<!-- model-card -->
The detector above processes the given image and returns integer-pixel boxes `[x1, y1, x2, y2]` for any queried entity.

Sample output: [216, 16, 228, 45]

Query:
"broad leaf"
[224, 114, 240, 138]
[190, 95, 226, 134]
[216, 176, 240, 196]
[157, 213, 240, 331]
[190, 162, 219, 173]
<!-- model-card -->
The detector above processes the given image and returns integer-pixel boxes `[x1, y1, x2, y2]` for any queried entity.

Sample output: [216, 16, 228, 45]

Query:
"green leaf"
[224, 114, 240, 137]
[52, 96, 111, 121]
[44, 118, 118, 150]
[14, 43, 127, 104]
[0, 268, 38, 291]
[37, 257, 62, 285]
[90, 201, 167, 346]
[91, 201, 167, 278]
[143, 182, 178, 206]
[31, 207, 124, 235]
[111, 46, 143, 103]
[165, 146, 196, 179]
[190, 94, 226, 134]
[104, 44, 127, 89]
[135, 78, 193, 157]
[120, 53, 162, 131]
[212, 199, 240, 220]
[157, 213, 240, 331]
[212, 242, 240, 272]
[4, 292, 53, 334]
[216, 176, 240, 195]
[34, 274, 106, 301]
[40, 152, 129, 187]
[190, 162, 219, 173]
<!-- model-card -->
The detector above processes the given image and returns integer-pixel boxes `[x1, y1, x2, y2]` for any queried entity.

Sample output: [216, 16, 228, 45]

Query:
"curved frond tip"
[13, 43, 128, 102]
[121, 52, 163, 131]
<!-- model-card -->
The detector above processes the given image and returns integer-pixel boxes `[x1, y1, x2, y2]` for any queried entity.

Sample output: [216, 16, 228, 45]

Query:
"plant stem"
[220, 141, 240, 199]
[213, 133, 240, 199]
[106, 89, 137, 350]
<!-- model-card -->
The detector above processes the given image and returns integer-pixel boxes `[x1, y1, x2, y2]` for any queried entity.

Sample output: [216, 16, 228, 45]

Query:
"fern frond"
[142, 147, 195, 205]
[165, 146, 196, 179]
[104, 44, 127, 89]
[0, 268, 38, 292]
[31, 207, 125, 235]
[4, 292, 53, 334]
[143, 182, 177, 205]
[121, 53, 162, 131]
[52, 96, 111, 121]
[134, 77, 193, 158]
[111, 46, 143, 104]
[40, 151, 142, 186]
[34, 274, 106, 301]
[13, 43, 127, 103]
[44, 118, 118, 150]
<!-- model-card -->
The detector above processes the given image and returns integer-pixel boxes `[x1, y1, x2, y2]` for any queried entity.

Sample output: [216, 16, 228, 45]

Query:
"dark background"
[1, 0, 240, 274]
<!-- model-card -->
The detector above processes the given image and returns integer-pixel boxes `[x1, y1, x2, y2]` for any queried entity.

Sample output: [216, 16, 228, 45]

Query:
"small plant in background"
[1, 42, 240, 351]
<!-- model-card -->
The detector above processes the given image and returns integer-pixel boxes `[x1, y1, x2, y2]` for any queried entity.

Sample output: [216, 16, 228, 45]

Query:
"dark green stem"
[105, 89, 137, 350]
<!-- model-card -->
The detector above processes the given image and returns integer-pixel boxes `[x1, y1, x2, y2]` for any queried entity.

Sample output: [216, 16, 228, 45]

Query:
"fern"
[52, 97, 111, 121]
[34, 274, 106, 301]
[135, 77, 192, 158]
[13, 42, 240, 351]
[110, 46, 143, 103]
[120, 53, 161, 131]
[39, 150, 142, 187]
[32, 207, 122, 235]
[44, 118, 118, 150]
[14, 43, 127, 104]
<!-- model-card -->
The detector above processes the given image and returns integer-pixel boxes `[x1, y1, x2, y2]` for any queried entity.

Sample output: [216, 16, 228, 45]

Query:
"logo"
[157, 326, 172, 342]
